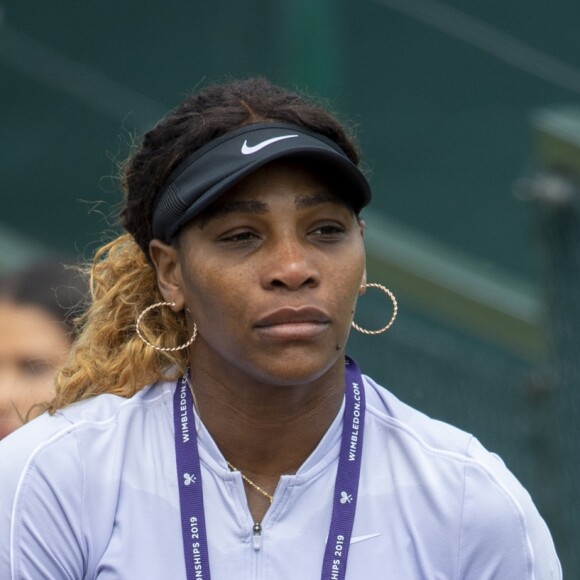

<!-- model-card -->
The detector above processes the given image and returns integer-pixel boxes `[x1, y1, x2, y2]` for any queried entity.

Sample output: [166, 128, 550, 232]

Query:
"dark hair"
[0, 260, 89, 339]
[120, 77, 362, 255]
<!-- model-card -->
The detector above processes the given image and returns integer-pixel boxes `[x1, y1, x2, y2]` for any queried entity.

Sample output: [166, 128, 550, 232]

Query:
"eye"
[219, 230, 261, 244]
[309, 223, 347, 240]
[19, 359, 54, 378]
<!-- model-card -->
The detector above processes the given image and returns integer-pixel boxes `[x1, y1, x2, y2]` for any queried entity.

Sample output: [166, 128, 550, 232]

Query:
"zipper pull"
[252, 522, 262, 551]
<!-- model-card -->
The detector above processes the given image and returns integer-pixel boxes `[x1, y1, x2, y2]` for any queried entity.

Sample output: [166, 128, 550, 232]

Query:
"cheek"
[336, 262, 366, 333]
[180, 250, 250, 317]
[21, 367, 58, 397]
[336, 249, 366, 298]
[186, 271, 249, 329]
[0, 375, 55, 418]
[15, 387, 54, 411]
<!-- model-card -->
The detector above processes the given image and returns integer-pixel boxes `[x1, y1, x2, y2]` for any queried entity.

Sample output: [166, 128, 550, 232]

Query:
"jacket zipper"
[252, 522, 262, 551]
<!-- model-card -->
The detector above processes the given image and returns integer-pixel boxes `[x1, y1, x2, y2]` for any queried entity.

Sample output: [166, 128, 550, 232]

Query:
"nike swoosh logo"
[241, 134, 299, 154]
[350, 533, 381, 544]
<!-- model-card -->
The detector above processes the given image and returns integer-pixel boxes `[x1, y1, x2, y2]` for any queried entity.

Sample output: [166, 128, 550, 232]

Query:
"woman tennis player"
[0, 78, 560, 578]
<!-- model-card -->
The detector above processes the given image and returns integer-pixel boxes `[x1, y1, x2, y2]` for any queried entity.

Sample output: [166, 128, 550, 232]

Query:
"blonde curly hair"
[48, 235, 189, 412]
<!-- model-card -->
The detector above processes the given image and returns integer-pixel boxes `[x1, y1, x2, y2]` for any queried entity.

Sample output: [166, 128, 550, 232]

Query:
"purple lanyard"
[173, 356, 366, 580]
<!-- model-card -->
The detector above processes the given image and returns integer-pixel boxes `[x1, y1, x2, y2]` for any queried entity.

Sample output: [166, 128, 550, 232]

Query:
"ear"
[357, 217, 367, 295]
[358, 217, 366, 239]
[358, 268, 367, 296]
[149, 239, 186, 310]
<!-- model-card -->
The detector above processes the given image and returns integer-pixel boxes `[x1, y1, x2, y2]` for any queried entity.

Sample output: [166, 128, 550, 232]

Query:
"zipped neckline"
[252, 522, 262, 550]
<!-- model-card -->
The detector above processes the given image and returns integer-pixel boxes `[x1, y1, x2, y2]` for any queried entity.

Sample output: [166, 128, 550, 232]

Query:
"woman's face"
[154, 159, 367, 386]
[0, 301, 70, 438]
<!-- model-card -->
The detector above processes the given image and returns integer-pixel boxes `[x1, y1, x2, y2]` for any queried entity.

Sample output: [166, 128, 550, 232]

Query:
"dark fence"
[348, 106, 580, 575]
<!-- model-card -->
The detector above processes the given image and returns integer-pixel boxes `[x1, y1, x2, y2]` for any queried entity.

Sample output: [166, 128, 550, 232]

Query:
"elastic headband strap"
[151, 122, 371, 242]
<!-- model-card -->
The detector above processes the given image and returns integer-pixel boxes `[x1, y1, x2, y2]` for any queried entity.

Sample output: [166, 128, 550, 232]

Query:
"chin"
[244, 346, 345, 387]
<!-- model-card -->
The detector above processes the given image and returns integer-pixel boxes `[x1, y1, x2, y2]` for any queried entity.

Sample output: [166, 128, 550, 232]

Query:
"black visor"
[151, 122, 371, 242]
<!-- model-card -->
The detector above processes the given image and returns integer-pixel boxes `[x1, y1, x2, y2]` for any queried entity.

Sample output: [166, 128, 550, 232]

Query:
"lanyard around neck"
[172, 356, 366, 580]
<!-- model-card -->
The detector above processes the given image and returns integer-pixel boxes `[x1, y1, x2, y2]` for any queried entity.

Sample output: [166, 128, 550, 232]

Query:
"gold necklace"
[185, 374, 275, 505]
[227, 462, 274, 504]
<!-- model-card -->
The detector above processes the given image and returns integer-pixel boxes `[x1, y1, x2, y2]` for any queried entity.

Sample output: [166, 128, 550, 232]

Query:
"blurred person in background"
[0, 260, 87, 439]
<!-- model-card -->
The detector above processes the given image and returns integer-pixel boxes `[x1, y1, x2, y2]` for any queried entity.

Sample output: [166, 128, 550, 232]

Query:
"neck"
[187, 349, 346, 478]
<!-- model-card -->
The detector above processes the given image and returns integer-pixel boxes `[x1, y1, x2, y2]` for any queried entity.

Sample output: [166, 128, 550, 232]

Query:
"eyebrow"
[294, 191, 349, 209]
[195, 200, 268, 228]
[196, 190, 349, 229]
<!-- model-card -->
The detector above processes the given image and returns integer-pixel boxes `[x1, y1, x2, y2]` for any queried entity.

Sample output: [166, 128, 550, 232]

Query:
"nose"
[262, 236, 320, 291]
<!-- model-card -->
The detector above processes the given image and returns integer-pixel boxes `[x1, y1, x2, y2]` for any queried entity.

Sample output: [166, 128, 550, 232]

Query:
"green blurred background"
[1, 0, 579, 573]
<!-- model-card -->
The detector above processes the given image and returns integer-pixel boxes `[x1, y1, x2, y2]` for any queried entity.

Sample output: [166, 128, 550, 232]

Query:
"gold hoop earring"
[351, 283, 398, 335]
[136, 301, 197, 351]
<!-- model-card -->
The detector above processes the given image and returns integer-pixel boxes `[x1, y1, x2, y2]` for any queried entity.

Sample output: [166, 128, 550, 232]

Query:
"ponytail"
[49, 235, 189, 412]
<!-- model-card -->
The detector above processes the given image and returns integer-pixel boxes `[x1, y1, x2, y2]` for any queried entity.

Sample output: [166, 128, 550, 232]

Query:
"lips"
[255, 307, 331, 340]
[256, 306, 330, 327]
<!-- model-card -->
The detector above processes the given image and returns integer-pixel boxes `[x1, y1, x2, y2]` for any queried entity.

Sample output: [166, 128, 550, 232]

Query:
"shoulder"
[362, 373, 474, 455]
[361, 374, 561, 578]
[0, 381, 173, 471]
[0, 380, 174, 488]
[0, 381, 175, 578]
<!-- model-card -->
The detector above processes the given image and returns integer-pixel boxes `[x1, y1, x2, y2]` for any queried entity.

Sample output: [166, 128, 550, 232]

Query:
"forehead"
[0, 301, 71, 357]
